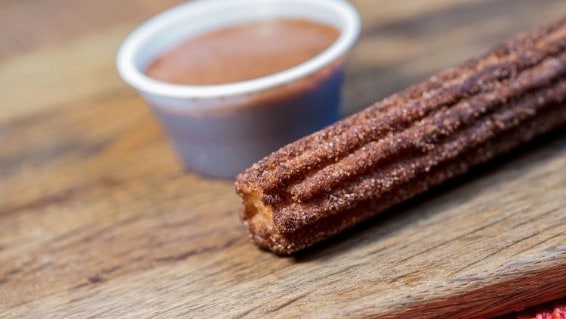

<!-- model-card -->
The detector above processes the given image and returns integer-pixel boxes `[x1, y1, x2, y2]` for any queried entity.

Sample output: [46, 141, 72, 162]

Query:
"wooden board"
[1, 0, 565, 318]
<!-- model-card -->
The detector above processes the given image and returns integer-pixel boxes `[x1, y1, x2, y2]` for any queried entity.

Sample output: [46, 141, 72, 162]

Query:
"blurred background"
[1, 0, 565, 121]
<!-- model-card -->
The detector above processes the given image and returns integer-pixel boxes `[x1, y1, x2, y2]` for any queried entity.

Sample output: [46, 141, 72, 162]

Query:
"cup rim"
[116, 0, 360, 99]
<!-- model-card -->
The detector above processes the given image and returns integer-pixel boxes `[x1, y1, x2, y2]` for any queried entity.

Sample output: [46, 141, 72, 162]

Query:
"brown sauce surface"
[146, 19, 340, 85]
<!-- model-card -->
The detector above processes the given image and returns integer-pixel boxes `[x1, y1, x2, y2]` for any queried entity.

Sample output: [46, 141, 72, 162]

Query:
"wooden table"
[1, 0, 565, 318]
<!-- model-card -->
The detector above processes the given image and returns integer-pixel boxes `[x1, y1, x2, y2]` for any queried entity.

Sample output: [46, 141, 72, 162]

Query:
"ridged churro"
[235, 18, 566, 255]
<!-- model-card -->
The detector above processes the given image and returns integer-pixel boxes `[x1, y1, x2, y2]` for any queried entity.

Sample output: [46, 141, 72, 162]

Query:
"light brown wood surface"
[1, 0, 565, 318]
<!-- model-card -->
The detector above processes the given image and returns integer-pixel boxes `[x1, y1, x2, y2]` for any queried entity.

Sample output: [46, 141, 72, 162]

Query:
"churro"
[235, 18, 566, 254]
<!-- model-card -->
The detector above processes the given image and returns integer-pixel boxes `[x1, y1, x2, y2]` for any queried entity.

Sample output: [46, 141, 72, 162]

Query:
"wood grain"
[0, 0, 565, 318]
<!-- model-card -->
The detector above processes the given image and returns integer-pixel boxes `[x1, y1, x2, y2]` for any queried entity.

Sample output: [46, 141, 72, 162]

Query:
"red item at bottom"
[498, 299, 566, 319]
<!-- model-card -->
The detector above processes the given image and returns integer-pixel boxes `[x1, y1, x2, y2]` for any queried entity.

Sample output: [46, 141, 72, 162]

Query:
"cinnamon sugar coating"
[235, 18, 566, 255]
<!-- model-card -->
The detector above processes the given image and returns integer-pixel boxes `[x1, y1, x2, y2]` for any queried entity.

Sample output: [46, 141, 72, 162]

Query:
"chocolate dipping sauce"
[146, 19, 340, 85]
[144, 19, 344, 178]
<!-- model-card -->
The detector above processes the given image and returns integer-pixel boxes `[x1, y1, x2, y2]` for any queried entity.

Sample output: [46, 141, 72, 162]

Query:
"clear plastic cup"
[116, 0, 360, 178]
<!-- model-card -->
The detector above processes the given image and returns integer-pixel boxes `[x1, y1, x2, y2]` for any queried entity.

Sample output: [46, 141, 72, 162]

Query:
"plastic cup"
[116, 0, 360, 178]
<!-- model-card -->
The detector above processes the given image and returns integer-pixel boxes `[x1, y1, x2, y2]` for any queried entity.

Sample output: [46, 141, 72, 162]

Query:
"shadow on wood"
[293, 129, 566, 262]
